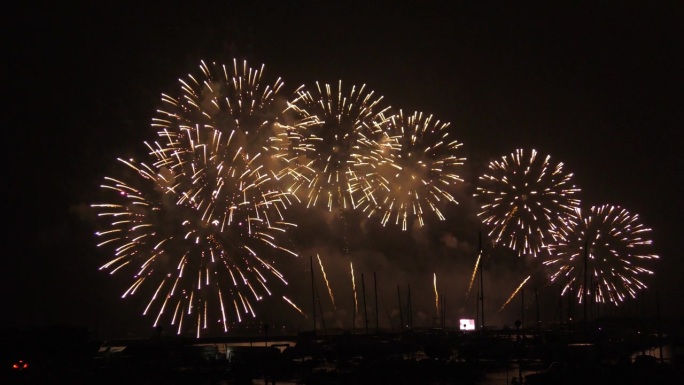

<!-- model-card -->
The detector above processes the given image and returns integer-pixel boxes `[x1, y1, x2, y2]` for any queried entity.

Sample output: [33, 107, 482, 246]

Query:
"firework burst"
[152, 59, 288, 167]
[91, 59, 301, 337]
[279, 80, 392, 211]
[370, 110, 466, 230]
[544, 204, 659, 305]
[92, 143, 297, 336]
[474, 148, 581, 257]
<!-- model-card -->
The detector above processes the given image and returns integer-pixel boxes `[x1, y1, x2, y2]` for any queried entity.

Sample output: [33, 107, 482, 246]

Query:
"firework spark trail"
[372, 110, 466, 230]
[91, 59, 300, 337]
[474, 148, 581, 257]
[279, 80, 392, 212]
[466, 251, 481, 298]
[545, 204, 659, 305]
[350, 261, 358, 313]
[283, 296, 306, 317]
[499, 275, 531, 311]
[316, 254, 336, 309]
[433, 273, 439, 314]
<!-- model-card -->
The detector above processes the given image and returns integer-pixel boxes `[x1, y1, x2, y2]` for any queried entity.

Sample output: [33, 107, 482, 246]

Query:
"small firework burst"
[371, 110, 466, 230]
[474, 148, 581, 257]
[545, 204, 659, 305]
[278, 80, 391, 211]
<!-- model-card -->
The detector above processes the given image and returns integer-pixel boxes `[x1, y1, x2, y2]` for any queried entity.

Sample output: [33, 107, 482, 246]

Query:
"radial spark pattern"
[152, 59, 288, 163]
[279, 80, 391, 211]
[544, 204, 659, 305]
[474, 148, 581, 257]
[91, 59, 299, 337]
[371, 110, 466, 230]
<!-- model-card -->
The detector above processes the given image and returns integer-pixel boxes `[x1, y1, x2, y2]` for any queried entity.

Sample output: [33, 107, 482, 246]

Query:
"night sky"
[6, 2, 683, 338]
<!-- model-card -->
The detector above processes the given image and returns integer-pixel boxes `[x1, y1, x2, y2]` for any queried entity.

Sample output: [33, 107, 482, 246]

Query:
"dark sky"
[6, 1, 683, 338]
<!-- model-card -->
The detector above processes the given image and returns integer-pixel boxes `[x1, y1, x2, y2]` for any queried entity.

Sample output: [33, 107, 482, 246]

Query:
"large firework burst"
[91, 59, 300, 337]
[544, 204, 659, 305]
[370, 110, 466, 230]
[474, 148, 581, 257]
[279, 80, 391, 211]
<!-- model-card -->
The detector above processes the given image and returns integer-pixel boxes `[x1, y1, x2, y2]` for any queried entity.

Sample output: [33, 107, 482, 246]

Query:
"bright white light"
[459, 318, 475, 331]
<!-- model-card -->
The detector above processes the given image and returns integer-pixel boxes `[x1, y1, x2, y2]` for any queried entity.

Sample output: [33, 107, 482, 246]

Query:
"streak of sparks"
[499, 275, 531, 312]
[283, 296, 306, 317]
[317, 254, 336, 309]
[433, 273, 439, 314]
[466, 251, 481, 298]
[350, 261, 358, 313]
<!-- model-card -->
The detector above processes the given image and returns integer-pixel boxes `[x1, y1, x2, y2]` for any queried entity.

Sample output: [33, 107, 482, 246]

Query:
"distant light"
[12, 359, 28, 370]
[459, 318, 475, 331]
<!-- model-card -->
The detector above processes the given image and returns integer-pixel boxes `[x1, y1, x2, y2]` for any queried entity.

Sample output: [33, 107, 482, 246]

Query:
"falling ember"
[466, 251, 481, 298]
[499, 275, 531, 312]
[196, 311, 201, 339]
[280, 80, 391, 212]
[433, 273, 439, 314]
[317, 254, 336, 309]
[350, 261, 358, 313]
[283, 296, 306, 317]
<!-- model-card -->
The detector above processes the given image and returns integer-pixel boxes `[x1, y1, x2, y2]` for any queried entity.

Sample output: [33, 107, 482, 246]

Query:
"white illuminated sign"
[459, 318, 475, 331]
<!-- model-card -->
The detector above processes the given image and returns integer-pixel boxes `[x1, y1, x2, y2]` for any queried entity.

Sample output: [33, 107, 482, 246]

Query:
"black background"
[6, 1, 683, 337]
